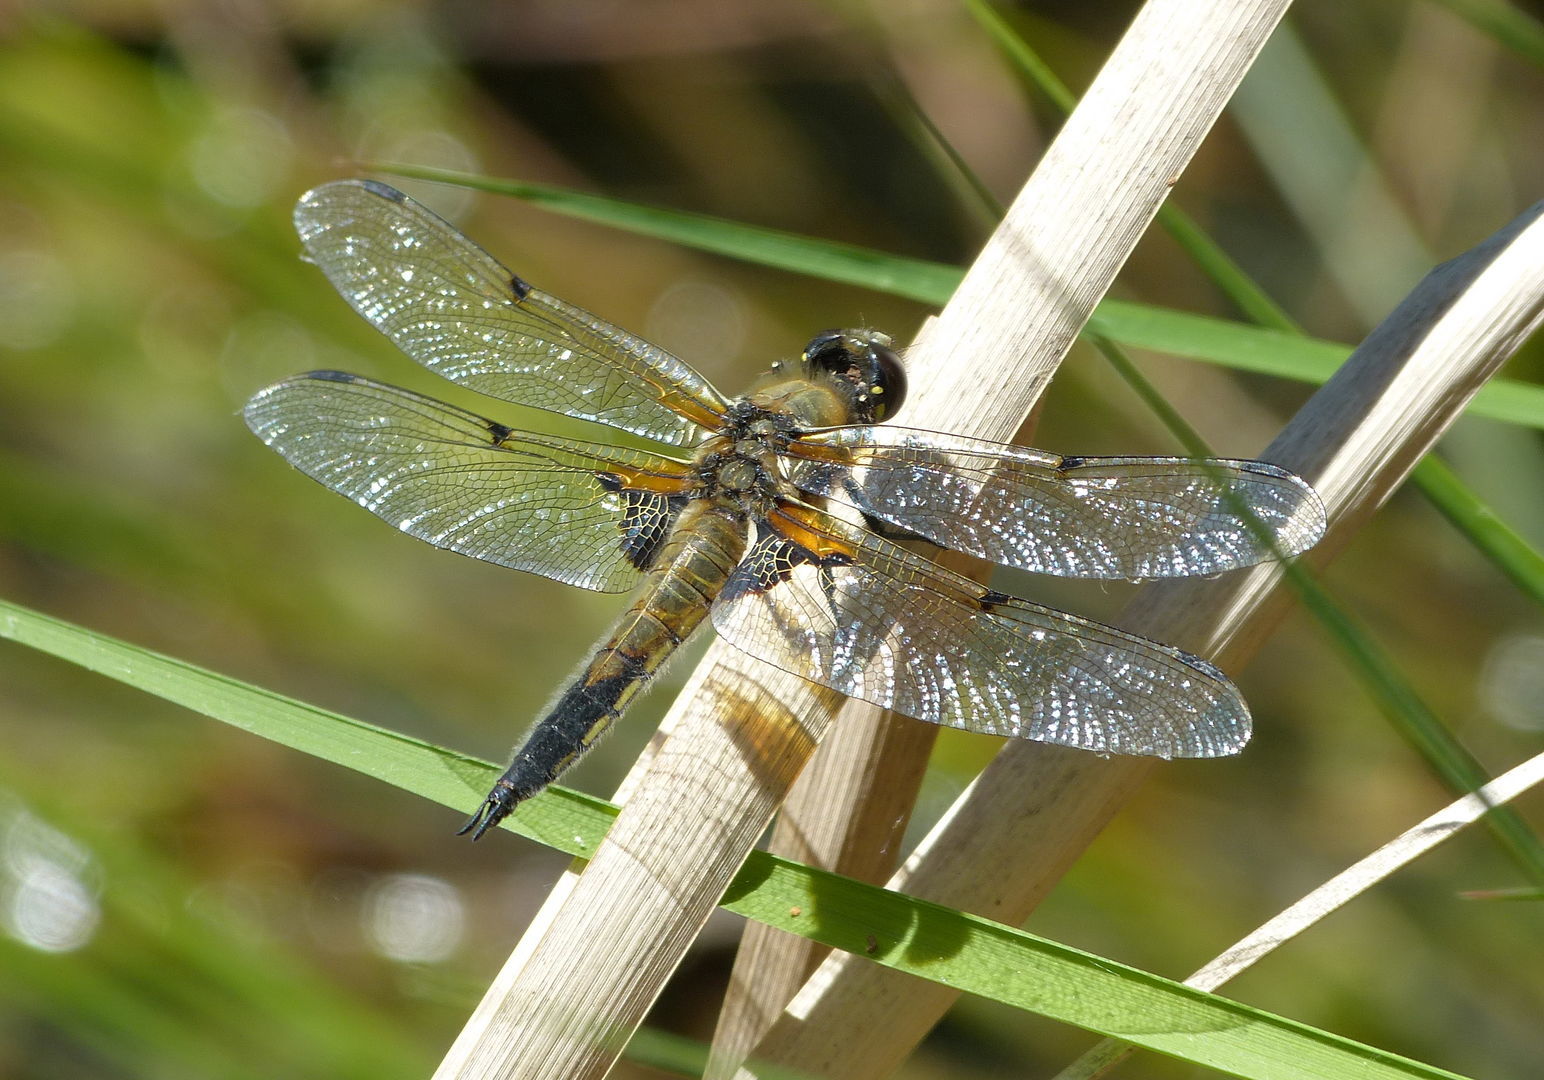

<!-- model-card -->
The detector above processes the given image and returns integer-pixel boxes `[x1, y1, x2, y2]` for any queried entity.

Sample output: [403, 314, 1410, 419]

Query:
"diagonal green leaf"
[0, 597, 1475, 1080]
[960, 0, 1544, 887]
[366, 162, 961, 306]
[1428, 0, 1544, 67]
[1412, 454, 1544, 606]
[367, 163, 1544, 434]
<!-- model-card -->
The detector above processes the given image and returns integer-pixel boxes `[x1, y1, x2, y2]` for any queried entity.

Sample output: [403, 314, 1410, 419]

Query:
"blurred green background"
[1, 3, 1541, 1078]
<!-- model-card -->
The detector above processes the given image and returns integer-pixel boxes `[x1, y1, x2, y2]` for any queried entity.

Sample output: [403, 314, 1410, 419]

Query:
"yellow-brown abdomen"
[475, 501, 748, 829]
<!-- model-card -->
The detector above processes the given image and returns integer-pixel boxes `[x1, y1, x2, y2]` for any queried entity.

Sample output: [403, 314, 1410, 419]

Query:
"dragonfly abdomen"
[460, 501, 748, 838]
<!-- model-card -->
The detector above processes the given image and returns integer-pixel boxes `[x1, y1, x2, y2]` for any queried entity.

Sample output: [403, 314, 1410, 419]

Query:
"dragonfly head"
[796, 329, 907, 424]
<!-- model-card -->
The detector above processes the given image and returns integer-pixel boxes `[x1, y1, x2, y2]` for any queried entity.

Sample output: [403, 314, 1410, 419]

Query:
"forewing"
[711, 502, 1250, 758]
[294, 180, 730, 446]
[786, 426, 1325, 579]
[244, 371, 694, 592]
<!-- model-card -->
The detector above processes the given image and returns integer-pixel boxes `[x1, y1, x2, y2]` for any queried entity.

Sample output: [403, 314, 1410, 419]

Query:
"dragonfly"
[245, 180, 1326, 840]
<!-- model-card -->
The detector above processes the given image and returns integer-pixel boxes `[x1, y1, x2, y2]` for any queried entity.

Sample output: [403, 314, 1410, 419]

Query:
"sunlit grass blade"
[1410, 454, 1544, 606]
[1055, 752, 1544, 1079]
[964, 0, 1544, 884]
[364, 162, 961, 305]
[0, 596, 1475, 1080]
[365, 163, 1544, 435]
[0, 598, 604, 856]
[1428, 0, 1544, 66]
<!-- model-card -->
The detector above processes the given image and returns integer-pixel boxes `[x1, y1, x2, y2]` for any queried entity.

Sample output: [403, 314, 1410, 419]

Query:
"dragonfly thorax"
[714, 455, 762, 494]
[689, 403, 800, 512]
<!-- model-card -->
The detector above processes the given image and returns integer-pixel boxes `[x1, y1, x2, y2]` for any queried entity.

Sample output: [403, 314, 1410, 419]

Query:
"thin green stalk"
[1096, 338, 1544, 888]
[1410, 454, 1544, 606]
[360, 165, 1544, 434]
[972, 0, 1544, 888]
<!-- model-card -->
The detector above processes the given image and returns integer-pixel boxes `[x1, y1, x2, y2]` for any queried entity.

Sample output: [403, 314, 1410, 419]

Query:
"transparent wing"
[711, 501, 1249, 758]
[785, 425, 1325, 579]
[294, 180, 730, 447]
[244, 371, 694, 592]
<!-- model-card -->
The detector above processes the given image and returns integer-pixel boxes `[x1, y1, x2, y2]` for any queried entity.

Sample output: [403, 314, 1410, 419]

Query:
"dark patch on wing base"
[598, 472, 687, 572]
[486, 418, 515, 444]
[860, 510, 935, 546]
[720, 520, 851, 603]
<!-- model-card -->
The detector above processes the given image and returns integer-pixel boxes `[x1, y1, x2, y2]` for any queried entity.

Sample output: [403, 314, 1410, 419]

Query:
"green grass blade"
[867, 55, 1004, 227]
[1152, 205, 1300, 329]
[959, 0, 1544, 884]
[961, 0, 1076, 113]
[1087, 300, 1544, 431]
[0, 597, 1477, 1080]
[365, 164, 1544, 434]
[364, 162, 961, 306]
[1429, 0, 1544, 67]
[1412, 455, 1544, 606]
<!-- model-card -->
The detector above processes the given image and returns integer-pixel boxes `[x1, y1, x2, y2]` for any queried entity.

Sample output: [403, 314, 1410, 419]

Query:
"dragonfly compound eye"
[802, 329, 907, 423]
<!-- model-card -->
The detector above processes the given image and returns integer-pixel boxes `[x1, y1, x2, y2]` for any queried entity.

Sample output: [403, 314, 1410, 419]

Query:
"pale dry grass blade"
[434, 649, 841, 1079]
[437, 0, 1304, 1074]
[730, 201, 1544, 1079]
[704, 696, 937, 1079]
[710, 0, 1301, 1072]
[1052, 749, 1544, 1080]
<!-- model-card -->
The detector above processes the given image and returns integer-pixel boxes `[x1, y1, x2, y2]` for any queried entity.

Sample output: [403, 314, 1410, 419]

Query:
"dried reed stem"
[436, 0, 1300, 1076]
[710, 0, 1299, 1072]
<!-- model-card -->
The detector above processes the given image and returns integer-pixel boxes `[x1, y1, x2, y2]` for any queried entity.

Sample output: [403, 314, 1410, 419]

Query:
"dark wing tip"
[298, 178, 406, 203]
[302, 369, 361, 384]
[357, 179, 408, 202]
